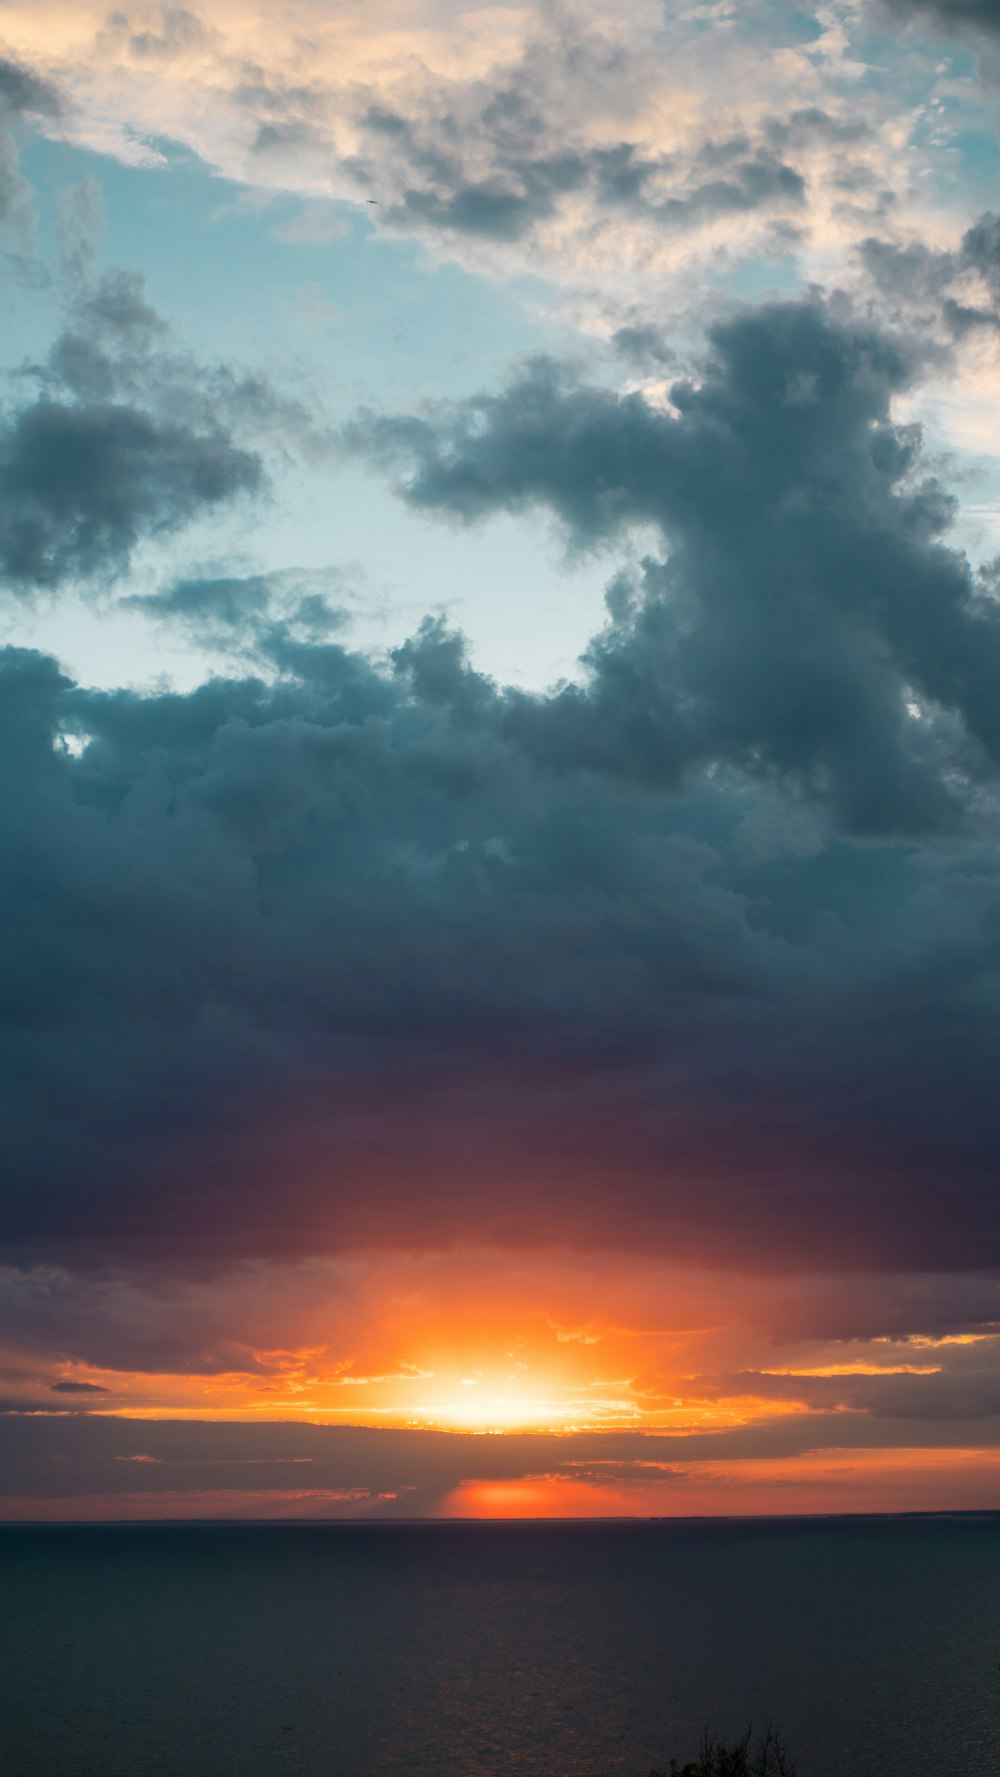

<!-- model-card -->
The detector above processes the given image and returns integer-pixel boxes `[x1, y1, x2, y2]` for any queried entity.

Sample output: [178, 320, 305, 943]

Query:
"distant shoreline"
[3, 1509, 999, 1529]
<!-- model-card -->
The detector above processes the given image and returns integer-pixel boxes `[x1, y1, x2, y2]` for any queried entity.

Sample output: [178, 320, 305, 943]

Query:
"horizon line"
[3, 1508, 999, 1528]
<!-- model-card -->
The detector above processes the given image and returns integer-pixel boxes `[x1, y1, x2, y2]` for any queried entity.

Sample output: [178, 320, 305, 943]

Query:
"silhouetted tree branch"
[649, 1722, 795, 1777]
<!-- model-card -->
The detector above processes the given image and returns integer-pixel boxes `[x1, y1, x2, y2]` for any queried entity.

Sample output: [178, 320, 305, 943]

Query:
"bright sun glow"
[417, 1382, 616, 1432]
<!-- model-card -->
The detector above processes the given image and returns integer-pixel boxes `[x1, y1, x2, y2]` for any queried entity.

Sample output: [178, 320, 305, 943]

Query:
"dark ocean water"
[1, 1517, 999, 1777]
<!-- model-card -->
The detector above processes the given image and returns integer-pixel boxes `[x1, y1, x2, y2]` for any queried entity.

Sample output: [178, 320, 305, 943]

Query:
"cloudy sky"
[4, 0, 1000, 1520]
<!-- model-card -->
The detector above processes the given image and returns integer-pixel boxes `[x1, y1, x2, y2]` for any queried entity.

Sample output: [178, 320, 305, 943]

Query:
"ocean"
[1, 1517, 998, 1776]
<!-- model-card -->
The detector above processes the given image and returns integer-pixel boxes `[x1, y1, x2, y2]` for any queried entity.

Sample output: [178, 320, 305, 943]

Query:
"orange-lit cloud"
[0, 0, 961, 308]
[3, 1245, 999, 1518]
[8, 1246, 991, 1429]
[443, 1447, 1000, 1520]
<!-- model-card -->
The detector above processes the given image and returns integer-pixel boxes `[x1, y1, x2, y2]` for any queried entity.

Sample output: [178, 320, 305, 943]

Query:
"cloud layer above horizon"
[3, 0, 1000, 1518]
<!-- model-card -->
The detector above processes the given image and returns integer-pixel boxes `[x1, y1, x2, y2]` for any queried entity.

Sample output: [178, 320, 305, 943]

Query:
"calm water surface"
[1, 1518, 998, 1777]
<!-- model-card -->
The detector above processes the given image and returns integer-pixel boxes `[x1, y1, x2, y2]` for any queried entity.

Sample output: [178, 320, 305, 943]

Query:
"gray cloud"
[688, 1336, 1000, 1421]
[2, 1410, 999, 1511]
[334, 79, 815, 249]
[348, 298, 1000, 836]
[4, 294, 1000, 1299]
[0, 269, 300, 593]
[102, 8, 219, 63]
[880, 0, 1000, 35]
[230, 21, 822, 255]
[0, 400, 261, 589]
[132, 572, 279, 630]
[0, 55, 60, 256]
[374, 134, 805, 245]
[123, 569, 352, 662]
[0, 56, 60, 121]
[860, 210, 1000, 335]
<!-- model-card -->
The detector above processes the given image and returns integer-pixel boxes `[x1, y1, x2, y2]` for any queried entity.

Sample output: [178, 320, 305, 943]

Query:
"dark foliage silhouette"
[651, 1724, 795, 1777]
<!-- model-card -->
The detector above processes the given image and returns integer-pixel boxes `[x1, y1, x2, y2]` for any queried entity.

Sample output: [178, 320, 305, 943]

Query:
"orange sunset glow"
[8, 1248, 998, 1518]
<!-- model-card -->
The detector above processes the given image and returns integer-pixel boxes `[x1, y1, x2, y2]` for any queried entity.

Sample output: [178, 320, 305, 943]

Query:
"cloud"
[0, 268, 311, 594]
[123, 570, 351, 655]
[348, 297, 1000, 835]
[101, 7, 220, 63]
[2, 1410, 1000, 1516]
[1, 4, 1000, 1512]
[687, 1334, 1000, 1421]
[366, 104, 806, 247]
[879, 1, 1000, 36]
[130, 571, 278, 630]
[0, 55, 60, 254]
[859, 210, 1000, 337]
[0, 55, 61, 122]
[0, 400, 261, 590]
[7, 294, 1000, 1283]
[0, 3, 914, 310]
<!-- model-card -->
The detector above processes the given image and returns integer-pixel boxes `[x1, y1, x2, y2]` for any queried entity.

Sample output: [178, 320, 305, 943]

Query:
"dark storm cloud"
[0, 401, 261, 589]
[758, 1271, 1000, 1343]
[6, 295, 1000, 1286]
[0, 269, 292, 593]
[880, 0, 1000, 34]
[348, 299, 1000, 835]
[49, 1380, 108, 1395]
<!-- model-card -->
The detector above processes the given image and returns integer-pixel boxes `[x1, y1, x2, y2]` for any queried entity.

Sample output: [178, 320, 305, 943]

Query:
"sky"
[3, 0, 1000, 1521]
